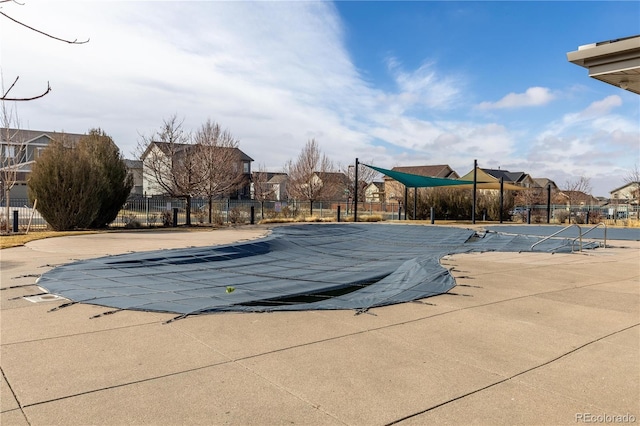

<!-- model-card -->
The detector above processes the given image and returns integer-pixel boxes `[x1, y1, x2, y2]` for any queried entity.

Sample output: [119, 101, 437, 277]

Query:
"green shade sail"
[363, 164, 526, 190]
[363, 164, 474, 188]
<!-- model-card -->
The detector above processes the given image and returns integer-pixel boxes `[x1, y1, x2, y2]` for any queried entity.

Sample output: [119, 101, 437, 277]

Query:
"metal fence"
[1, 197, 638, 232]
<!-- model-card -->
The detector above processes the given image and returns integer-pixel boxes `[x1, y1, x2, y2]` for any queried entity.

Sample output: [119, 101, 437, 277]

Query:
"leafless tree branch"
[0, 2, 88, 102]
[1, 76, 51, 101]
[0, 11, 89, 44]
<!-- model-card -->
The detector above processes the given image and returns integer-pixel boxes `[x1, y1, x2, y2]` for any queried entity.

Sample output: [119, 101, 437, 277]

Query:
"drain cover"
[24, 294, 67, 303]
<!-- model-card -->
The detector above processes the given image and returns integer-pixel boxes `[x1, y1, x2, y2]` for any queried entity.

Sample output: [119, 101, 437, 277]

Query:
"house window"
[3, 145, 16, 159]
[243, 162, 250, 174]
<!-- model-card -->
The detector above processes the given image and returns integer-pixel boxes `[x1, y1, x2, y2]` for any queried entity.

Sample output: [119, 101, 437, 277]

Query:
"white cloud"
[476, 86, 555, 110]
[2, 1, 637, 198]
[386, 58, 463, 111]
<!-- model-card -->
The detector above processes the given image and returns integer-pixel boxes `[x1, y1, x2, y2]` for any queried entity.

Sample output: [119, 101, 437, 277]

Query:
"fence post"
[13, 210, 19, 233]
[172, 208, 178, 227]
[527, 208, 531, 224]
[430, 207, 435, 224]
[337, 205, 341, 222]
[250, 206, 255, 225]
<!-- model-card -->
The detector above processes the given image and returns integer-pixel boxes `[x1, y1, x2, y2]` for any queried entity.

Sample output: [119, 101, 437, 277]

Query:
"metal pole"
[404, 187, 408, 220]
[337, 205, 341, 222]
[472, 159, 477, 224]
[499, 177, 504, 223]
[546, 184, 551, 224]
[12, 210, 18, 233]
[413, 187, 417, 220]
[354, 158, 359, 222]
[430, 206, 435, 224]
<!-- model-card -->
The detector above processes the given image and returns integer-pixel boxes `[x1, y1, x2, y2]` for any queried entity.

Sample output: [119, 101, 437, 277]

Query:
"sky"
[1, 1, 639, 197]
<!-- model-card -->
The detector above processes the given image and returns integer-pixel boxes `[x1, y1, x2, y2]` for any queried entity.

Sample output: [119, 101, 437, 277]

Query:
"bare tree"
[1, 0, 88, 101]
[251, 164, 276, 219]
[623, 163, 640, 202]
[557, 176, 593, 223]
[284, 139, 335, 216]
[138, 115, 203, 226]
[340, 160, 380, 203]
[193, 119, 244, 223]
[0, 98, 28, 232]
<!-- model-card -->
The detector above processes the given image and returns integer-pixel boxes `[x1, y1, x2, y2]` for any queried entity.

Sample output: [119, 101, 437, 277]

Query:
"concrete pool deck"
[1, 225, 638, 425]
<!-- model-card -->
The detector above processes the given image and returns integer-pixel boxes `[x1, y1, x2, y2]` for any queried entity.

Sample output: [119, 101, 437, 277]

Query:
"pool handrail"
[530, 224, 582, 252]
[572, 222, 607, 249]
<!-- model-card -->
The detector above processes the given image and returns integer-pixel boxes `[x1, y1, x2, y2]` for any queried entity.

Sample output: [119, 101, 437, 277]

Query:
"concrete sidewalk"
[1, 226, 638, 425]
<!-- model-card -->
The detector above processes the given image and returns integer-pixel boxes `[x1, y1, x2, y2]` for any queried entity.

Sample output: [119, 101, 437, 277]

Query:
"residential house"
[251, 171, 288, 201]
[124, 159, 144, 197]
[1, 128, 86, 200]
[532, 178, 559, 191]
[267, 174, 289, 201]
[609, 181, 639, 204]
[482, 169, 536, 187]
[364, 182, 385, 203]
[384, 165, 459, 204]
[554, 190, 600, 207]
[311, 171, 351, 201]
[141, 141, 253, 199]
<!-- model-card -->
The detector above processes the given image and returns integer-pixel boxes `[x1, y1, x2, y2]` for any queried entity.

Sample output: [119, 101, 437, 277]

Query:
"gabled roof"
[388, 164, 458, 179]
[609, 181, 640, 194]
[557, 190, 600, 204]
[124, 159, 143, 169]
[457, 168, 526, 191]
[314, 171, 350, 186]
[482, 168, 528, 183]
[268, 174, 288, 184]
[366, 182, 384, 190]
[532, 178, 558, 189]
[1, 128, 86, 145]
[143, 141, 253, 162]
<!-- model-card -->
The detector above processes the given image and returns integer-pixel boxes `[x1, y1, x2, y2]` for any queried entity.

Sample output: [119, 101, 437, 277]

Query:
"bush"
[162, 210, 173, 227]
[123, 214, 142, 229]
[228, 207, 245, 224]
[555, 210, 569, 224]
[28, 129, 132, 231]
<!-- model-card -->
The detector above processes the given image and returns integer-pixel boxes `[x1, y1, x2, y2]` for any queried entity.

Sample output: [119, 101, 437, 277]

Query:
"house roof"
[482, 168, 528, 183]
[609, 181, 640, 194]
[314, 171, 349, 184]
[388, 165, 458, 179]
[532, 178, 558, 189]
[124, 159, 143, 169]
[1, 128, 86, 145]
[557, 190, 600, 204]
[268, 174, 288, 184]
[457, 168, 527, 191]
[567, 35, 640, 95]
[144, 141, 254, 162]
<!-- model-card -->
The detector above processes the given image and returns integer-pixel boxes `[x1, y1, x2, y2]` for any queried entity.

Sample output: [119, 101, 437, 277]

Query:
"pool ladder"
[530, 222, 607, 253]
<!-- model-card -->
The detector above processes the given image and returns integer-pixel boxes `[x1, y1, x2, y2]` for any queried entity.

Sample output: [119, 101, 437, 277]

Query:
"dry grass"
[0, 230, 100, 249]
[0, 226, 221, 250]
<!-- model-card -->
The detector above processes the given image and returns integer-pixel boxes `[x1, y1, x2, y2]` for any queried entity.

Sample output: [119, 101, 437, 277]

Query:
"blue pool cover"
[36, 224, 594, 316]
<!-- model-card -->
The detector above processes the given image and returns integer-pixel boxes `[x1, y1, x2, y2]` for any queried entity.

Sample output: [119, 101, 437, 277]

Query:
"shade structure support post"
[413, 187, 417, 220]
[472, 159, 477, 224]
[546, 184, 551, 224]
[354, 158, 359, 222]
[404, 186, 408, 220]
[499, 177, 504, 223]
